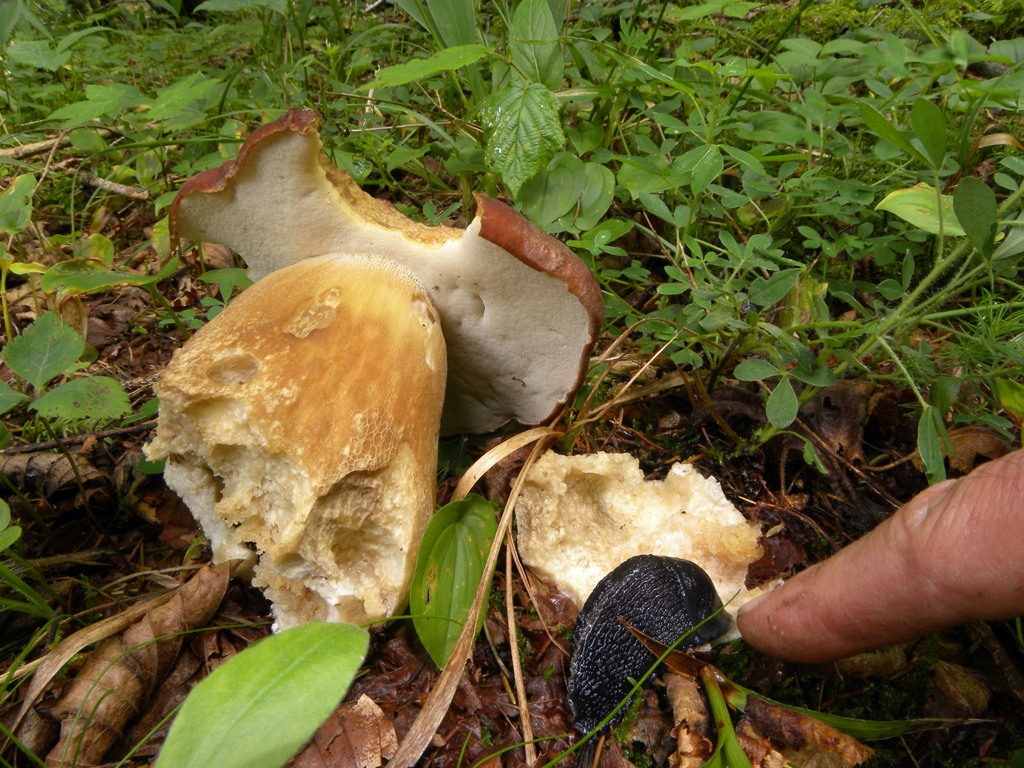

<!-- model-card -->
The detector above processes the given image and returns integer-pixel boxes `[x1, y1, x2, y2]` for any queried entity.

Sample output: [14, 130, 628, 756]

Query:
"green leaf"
[917, 406, 947, 484]
[733, 359, 778, 381]
[200, 268, 252, 302]
[41, 256, 179, 295]
[676, 144, 723, 196]
[195, 0, 286, 13]
[485, 82, 565, 197]
[48, 83, 149, 129]
[411, 494, 497, 668]
[748, 268, 801, 308]
[510, 0, 563, 91]
[157, 623, 368, 768]
[909, 98, 946, 169]
[146, 73, 222, 122]
[567, 162, 615, 231]
[0, 174, 35, 235]
[0, 380, 29, 416]
[953, 176, 997, 258]
[859, 102, 927, 165]
[876, 184, 965, 237]
[31, 377, 132, 422]
[368, 44, 490, 89]
[994, 379, 1024, 428]
[765, 376, 798, 428]
[5, 39, 70, 71]
[1, 312, 84, 392]
[518, 152, 585, 228]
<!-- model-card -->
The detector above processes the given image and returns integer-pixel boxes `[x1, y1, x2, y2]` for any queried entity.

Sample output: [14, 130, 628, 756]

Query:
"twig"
[0, 128, 119, 161]
[1, 422, 156, 455]
[79, 172, 150, 200]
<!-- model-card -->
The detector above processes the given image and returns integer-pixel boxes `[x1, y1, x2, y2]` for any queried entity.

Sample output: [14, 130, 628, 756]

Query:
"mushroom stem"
[146, 253, 446, 629]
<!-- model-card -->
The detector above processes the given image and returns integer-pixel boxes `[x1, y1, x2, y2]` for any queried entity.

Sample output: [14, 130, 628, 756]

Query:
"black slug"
[567, 554, 732, 735]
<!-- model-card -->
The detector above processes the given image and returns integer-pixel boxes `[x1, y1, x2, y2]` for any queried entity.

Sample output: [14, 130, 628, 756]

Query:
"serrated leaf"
[766, 376, 798, 428]
[368, 44, 490, 89]
[910, 97, 946, 169]
[1, 312, 84, 392]
[31, 377, 132, 422]
[0, 174, 35, 235]
[876, 183, 965, 237]
[510, 0, 563, 91]
[953, 176, 997, 259]
[156, 623, 367, 768]
[733, 359, 779, 381]
[411, 494, 497, 668]
[485, 82, 565, 197]
[146, 73, 221, 122]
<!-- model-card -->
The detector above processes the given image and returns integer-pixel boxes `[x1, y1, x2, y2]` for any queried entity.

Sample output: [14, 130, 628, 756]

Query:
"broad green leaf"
[676, 144, 723, 196]
[994, 379, 1024, 429]
[157, 623, 368, 768]
[518, 152, 585, 228]
[31, 377, 132, 422]
[5, 39, 70, 71]
[485, 82, 565, 197]
[733, 359, 778, 382]
[563, 162, 615, 232]
[411, 494, 497, 668]
[510, 0, 563, 91]
[765, 376, 798, 428]
[876, 184, 965, 237]
[953, 176, 997, 259]
[910, 97, 946, 169]
[0, 380, 29, 415]
[1, 312, 84, 392]
[48, 83, 149, 129]
[41, 256, 179, 295]
[748, 268, 801, 308]
[0, 174, 35, 235]
[859, 103, 927, 165]
[147, 73, 222, 122]
[368, 44, 490, 90]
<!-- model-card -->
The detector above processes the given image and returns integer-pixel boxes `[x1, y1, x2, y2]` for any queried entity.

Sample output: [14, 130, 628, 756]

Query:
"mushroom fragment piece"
[515, 451, 767, 630]
[146, 254, 446, 629]
[171, 109, 602, 434]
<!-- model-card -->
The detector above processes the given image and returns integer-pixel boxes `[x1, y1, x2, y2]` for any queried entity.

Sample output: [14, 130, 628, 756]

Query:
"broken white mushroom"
[514, 451, 767, 632]
[147, 110, 603, 630]
[170, 109, 603, 434]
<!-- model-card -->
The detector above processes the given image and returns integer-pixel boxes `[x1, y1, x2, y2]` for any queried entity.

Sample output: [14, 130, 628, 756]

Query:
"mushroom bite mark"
[146, 254, 446, 630]
[170, 109, 602, 433]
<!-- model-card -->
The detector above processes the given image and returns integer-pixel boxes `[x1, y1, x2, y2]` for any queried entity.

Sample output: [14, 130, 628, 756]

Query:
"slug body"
[567, 554, 732, 735]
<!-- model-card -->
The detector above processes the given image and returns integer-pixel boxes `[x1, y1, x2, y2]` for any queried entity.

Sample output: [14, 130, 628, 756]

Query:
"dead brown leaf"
[289, 694, 397, 768]
[43, 563, 229, 767]
[926, 660, 992, 719]
[0, 451, 104, 499]
[741, 695, 874, 768]
[910, 426, 1012, 474]
[664, 673, 713, 768]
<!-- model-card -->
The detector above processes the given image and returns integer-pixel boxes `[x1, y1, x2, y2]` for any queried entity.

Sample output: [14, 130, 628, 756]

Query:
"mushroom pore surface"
[146, 253, 446, 629]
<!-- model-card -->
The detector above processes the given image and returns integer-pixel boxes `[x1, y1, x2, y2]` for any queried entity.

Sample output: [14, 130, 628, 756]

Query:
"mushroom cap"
[146, 253, 447, 628]
[171, 110, 603, 433]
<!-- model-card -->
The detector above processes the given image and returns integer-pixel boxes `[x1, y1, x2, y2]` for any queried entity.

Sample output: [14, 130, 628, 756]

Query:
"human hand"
[736, 449, 1024, 663]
